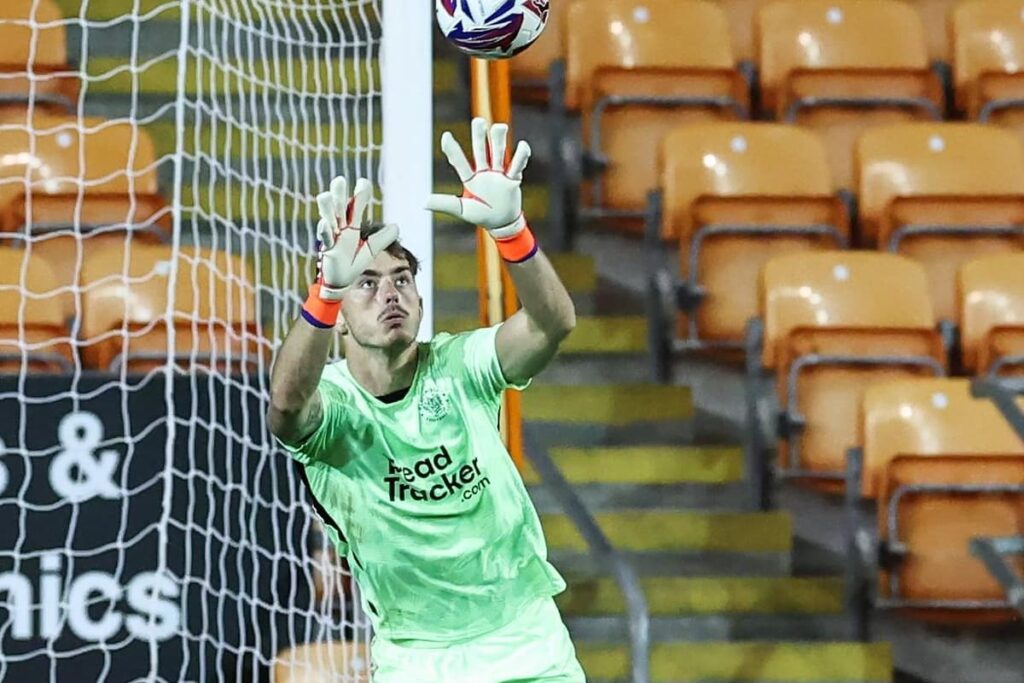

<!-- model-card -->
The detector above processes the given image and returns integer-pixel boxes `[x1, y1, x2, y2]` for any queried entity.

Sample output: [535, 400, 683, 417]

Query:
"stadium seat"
[912, 0, 961, 63]
[852, 378, 1024, 624]
[0, 246, 72, 372]
[79, 243, 261, 374]
[0, 0, 78, 111]
[274, 641, 371, 683]
[756, 0, 942, 189]
[713, 0, 774, 64]
[959, 253, 1024, 375]
[0, 110, 169, 236]
[0, 112, 170, 320]
[550, 0, 748, 245]
[509, 0, 565, 104]
[952, 0, 1024, 134]
[649, 122, 848, 355]
[755, 251, 946, 492]
[856, 123, 1024, 322]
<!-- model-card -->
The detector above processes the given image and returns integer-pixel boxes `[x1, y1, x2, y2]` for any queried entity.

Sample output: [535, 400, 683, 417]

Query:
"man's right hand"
[314, 176, 399, 301]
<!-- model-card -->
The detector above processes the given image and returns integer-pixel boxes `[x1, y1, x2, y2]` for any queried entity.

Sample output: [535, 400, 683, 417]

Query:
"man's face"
[340, 249, 422, 350]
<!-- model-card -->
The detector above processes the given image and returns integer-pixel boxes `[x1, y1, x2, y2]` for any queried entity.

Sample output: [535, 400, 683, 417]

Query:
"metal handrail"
[966, 378, 1024, 618]
[521, 425, 650, 683]
[971, 376, 1024, 440]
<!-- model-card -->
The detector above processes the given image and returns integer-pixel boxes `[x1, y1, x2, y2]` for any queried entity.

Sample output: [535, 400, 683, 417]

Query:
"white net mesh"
[0, 0, 380, 680]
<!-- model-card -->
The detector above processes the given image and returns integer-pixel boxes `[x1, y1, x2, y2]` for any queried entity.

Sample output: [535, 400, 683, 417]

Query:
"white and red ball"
[436, 0, 550, 59]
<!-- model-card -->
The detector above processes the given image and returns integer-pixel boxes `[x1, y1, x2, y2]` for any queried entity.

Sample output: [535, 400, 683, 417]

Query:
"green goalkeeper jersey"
[281, 325, 566, 643]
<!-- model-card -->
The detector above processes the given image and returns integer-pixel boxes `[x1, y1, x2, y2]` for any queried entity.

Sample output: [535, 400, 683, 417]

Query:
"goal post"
[0, 1, 432, 681]
[381, 0, 434, 340]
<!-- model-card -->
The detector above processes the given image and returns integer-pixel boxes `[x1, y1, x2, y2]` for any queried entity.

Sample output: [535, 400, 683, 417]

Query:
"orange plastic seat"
[912, 0, 961, 62]
[26, 231, 164, 321]
[509, 0, 564, 104]
[858, 378, 1024, 623]
[959, 253, 1024, 375]
[0, 246, 71, 372]
[655, 123, 848, 350]
[760, 251, 946, 491]
[274, 641, 370, 683]
[0, 0, 78, 110]
[713, 0, 775, 63]
[756, 0, 942, 189]
[953, 0, 1024, 132]
[856, 123, 1024, 322]
[0, 111, 169, 237]
[79, 243, 262, 374]
[557, 0, 748, 235]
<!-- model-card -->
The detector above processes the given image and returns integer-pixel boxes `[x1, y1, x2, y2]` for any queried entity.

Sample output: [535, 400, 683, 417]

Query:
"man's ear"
[335, 309, 349, 336]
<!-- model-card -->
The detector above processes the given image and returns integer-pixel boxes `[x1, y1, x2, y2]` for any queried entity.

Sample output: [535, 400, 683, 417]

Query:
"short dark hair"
[361, 221, 420, 277]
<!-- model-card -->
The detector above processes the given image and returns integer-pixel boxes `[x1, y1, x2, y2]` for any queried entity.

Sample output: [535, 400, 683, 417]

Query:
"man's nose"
[378, 279, 399, 303]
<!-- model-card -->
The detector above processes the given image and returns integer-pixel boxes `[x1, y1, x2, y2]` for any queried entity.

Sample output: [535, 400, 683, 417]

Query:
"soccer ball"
[436, 0, 550, 59]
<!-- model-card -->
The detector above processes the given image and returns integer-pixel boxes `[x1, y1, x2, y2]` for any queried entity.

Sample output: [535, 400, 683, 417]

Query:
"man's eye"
[396, 276, 409, 286]
[360, 280, 376, 289]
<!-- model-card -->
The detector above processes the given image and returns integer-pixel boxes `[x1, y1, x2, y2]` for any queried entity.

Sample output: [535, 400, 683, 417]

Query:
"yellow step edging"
[85, 56, 458, 96]
[558, 576, 844, 616]
[521, 446, 743, 485]
[434, 251, 595, 293]
[146, 121, 470, 163]
[566, 316, 647, 353]
[177, 182, 546, 225]
[56, 0, 373, 22]
[54, 0, 178, 20]
[523, 384, 693, 424]
[542, 510, 792, 553]
[576, 642, 892, 682]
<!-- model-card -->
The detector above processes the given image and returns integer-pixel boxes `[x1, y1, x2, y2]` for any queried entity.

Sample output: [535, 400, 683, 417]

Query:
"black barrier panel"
[0, 373, 322, 683]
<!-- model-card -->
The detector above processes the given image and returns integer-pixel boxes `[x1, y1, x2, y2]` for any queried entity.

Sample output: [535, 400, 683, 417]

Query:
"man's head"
[337, 222, 422, 352]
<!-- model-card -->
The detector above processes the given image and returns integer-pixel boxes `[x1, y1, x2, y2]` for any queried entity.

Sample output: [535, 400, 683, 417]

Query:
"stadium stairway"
[434, 256, 892, 683]
[68, 2, 892, 680]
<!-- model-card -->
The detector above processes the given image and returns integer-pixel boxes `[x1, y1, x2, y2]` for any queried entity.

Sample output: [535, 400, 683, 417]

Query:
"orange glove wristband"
[495, 226, 538, 263]
[302, 283, 342, 328]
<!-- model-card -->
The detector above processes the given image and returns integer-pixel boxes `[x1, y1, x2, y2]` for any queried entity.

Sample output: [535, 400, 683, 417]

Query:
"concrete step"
[576, 641, 892, 682]
[558, 577, 844, 617]
[542, 510, 792, 555]
[435, 315, 647, 354]
[535, 355, 654, 385]
[566, 614, 852, 644]
[522, 446, 742, 486]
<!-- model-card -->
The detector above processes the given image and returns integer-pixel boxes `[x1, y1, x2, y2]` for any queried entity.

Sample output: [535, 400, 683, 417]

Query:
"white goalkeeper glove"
[302, 176, 399, 328]
[427, 117, 535, 250]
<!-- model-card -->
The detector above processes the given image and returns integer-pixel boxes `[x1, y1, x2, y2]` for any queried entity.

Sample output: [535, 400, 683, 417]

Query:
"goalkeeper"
[268, 118, 585, 683]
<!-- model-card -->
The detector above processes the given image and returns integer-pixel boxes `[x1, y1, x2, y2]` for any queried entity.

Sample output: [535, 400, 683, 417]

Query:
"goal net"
[0, 0, 426, 680]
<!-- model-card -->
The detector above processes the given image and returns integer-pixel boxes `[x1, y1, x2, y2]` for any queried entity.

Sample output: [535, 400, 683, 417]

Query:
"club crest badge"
[419, 382, 451, 421]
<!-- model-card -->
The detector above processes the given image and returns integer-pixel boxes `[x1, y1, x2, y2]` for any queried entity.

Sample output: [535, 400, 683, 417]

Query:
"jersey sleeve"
[458, 324, 532, 400]
[277, 378, 350, 465]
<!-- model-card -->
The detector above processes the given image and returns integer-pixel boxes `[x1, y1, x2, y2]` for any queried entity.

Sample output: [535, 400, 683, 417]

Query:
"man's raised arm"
[426, 117, 576, 384]
[268, 322, 333, 446]
[268, 175, 398, 445]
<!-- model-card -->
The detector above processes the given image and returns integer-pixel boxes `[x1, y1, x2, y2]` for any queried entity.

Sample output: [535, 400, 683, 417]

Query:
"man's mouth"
[380, 308, 407, 325]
